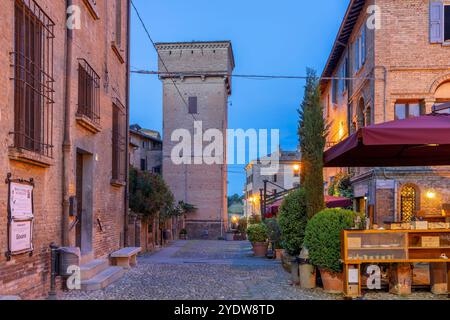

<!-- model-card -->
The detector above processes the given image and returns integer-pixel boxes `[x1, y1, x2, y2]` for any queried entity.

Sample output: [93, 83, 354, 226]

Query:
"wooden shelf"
[349, 247, 405, 250]
[409, 246, 450, 250]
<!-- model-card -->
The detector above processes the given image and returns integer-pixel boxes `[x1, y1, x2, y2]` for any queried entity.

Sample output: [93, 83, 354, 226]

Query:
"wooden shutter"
[430, 1, 444, 43]
[361, 27, 366, 64]
[116, 0, 122, 47]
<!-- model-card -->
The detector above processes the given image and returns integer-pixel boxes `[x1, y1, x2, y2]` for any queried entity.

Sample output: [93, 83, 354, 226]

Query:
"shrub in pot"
[247, 223, 269, 257]
[179, 228, 187, 240]
[304, 208, 357, 293]
[278, 188, 308, 257]
[264, 218, 283, 259]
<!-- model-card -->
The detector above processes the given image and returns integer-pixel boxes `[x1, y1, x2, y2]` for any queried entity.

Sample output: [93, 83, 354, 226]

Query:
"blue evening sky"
[130, 0, 350, 196]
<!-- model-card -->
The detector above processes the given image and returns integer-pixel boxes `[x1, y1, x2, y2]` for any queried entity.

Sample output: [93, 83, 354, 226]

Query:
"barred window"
[77, 59, 100, 125]
[13, 0, 55, 157]
[112, 100, 126, 183]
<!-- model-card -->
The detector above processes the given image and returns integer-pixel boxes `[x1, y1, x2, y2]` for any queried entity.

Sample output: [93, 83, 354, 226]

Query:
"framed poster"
[5, 174, 35, 260]
[9, 182, 34, 220]
[9, 220, 33, 253]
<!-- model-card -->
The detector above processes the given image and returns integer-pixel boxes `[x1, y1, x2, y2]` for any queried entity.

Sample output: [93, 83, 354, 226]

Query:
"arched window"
[400, 185, 419, 222]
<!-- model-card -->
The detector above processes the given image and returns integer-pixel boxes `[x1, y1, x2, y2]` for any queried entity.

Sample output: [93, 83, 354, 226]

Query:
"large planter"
[275, 249, 283, 261]
[319, 268, 344, 294]
[226, 232, 235, 241]
[252, 242, 268, 257]
[179, 234, 187, 240]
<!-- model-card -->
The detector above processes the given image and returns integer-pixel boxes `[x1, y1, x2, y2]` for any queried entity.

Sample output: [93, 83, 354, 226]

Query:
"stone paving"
[63, 240, 449, 300]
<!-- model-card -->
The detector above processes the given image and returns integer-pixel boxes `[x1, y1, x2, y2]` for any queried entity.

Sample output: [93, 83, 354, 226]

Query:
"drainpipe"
[62, 0, 74, 247]
[123, 0, 131, 246]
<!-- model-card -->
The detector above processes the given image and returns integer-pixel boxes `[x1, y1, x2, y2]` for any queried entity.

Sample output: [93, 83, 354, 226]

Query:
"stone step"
[80, 259, 109, 281]
[80, 266, 125, 291]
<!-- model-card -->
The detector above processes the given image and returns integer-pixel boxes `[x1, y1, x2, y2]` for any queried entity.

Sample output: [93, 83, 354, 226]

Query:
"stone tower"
[156, 41, 235, 239]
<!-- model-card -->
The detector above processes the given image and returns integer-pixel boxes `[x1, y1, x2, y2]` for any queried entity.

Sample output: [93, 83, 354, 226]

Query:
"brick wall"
[157, 42, 234, 240]
[0, 0, 129, 299]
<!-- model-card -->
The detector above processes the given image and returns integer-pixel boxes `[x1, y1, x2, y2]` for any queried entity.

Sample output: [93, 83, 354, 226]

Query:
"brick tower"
[156, 41, 235, 239]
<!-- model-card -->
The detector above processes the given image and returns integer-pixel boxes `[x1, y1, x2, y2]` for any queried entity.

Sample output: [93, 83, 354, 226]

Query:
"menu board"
[9, 220, 33, 253]
[7, 180, 34, 258]
[10, 182, 34, 220]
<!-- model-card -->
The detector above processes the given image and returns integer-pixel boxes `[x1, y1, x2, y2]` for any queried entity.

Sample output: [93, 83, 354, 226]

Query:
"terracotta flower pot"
[319, 268, 344, 293]
[252, 242, 268, 257]
[275, 249, 283, 260]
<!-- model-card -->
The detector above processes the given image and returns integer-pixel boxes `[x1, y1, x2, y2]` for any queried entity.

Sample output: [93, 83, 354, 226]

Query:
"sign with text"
[10, 182, 34, 220]
[10, 220, 33, 253]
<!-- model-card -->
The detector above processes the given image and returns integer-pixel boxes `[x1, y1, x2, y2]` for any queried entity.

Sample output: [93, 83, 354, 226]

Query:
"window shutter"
[430, 1, 444, 43]
[361, 27, 366, 64]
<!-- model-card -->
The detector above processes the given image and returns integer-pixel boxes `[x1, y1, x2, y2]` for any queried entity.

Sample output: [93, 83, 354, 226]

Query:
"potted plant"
[265, 218, 283, 260]
[179, 228, 187, 240]
[246, 223, 269, 257]
[304, 208, 357, 293]
[236, 217, 248, 240]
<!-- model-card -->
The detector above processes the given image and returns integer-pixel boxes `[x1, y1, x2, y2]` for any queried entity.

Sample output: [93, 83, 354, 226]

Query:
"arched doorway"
[400, 185, 419, 222]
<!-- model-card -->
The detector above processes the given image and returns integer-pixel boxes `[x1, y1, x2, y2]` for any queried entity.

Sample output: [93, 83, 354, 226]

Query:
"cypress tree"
[298, 68, 327, 219]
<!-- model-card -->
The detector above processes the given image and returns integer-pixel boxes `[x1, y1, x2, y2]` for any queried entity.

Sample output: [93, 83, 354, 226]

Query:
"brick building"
[129, 124, 162, 174]
[128, 124, 164, 253]
[0, 0, 130, 298]
[244, 150, 301, 217]
[156, 41, 234, 239]
[321, 0, 450, 224]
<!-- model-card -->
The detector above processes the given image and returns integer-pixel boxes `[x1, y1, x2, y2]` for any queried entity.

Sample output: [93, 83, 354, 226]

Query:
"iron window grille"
[112, 99, 126, 182]
[77, 59, 100, 125]
[11, 0, 55, 158]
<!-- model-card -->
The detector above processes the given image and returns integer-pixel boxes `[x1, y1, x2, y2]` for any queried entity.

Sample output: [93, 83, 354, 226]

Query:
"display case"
[341, 229, 450, 298]
[342, 229, 450, 263]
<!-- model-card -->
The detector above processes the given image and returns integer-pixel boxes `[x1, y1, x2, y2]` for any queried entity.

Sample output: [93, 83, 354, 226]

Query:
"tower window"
[188, 96, 198, 114]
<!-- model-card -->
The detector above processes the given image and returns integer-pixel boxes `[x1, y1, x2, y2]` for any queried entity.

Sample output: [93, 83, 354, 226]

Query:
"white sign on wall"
[10, 220, 33, 253]
[10, 182, 34, 220]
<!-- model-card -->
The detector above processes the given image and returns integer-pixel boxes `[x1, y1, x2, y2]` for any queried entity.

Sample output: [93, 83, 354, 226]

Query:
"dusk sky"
[130, 0, 350, 196]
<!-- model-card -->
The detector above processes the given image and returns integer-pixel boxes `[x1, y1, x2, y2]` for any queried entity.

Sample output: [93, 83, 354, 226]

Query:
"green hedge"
[246, 223, 268, 243]
[278, 188, 308, 256]
[304, 209, 357, 273]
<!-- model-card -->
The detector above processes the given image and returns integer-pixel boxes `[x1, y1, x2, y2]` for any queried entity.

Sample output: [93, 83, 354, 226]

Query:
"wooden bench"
[110, 247, 141, 269]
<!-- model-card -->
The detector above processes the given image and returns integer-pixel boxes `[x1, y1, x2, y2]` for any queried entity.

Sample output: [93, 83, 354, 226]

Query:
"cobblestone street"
[63, 241, 449, 300]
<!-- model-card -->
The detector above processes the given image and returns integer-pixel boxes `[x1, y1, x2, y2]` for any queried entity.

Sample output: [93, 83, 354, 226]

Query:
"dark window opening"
[395, 102, 424, 120]
[445, 5, 450, 42]
[153, 166, 161, 174]
[77, 59, 100, 124]
[140, 159, 147, 171]
[13, 0, 55, 157]
[188, 96, 198, 114]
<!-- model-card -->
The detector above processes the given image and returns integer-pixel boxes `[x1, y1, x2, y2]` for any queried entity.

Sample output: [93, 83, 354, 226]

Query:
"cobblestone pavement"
[63, 241, 449, 300]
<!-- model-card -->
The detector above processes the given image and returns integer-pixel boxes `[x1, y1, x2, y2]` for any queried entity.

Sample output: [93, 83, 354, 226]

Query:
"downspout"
[123, 0, 131, 246]
[62, 0, 73, 247]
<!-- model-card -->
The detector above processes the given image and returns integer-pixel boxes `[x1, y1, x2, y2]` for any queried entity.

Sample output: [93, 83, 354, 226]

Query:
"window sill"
[76, 113, 102, 134]
[111, 42, 125, 64]
[83, 0, 100, 20]
[8, 147, 54, 168]
[110, 179, 126, 188]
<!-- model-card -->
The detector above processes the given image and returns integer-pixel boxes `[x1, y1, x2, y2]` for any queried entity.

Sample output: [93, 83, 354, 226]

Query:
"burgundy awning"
[324, 114, 450, 167]
[325, 195, 353, 208]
